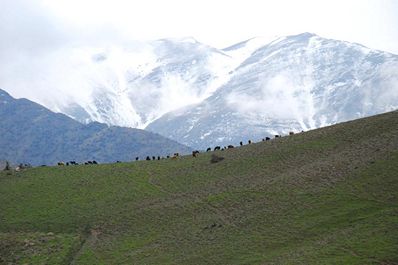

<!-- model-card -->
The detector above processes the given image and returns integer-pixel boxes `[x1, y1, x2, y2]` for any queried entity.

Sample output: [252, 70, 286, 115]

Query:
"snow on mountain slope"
[146, 33, 398, 149]
[2, 38, 245, 128]
[2, 35, 276, 129]
[2, 33, 397, 149]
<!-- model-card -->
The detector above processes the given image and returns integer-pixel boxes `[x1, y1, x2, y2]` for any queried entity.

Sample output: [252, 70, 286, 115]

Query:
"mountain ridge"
[2, 33, 398, 149]
[146, 33, 398, 148]
[0, 89, 191, 165]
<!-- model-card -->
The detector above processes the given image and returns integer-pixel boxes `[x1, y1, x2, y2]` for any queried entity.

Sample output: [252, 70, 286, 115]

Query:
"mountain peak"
[0, 89, 14, 103]
[286, 32, 317, 42]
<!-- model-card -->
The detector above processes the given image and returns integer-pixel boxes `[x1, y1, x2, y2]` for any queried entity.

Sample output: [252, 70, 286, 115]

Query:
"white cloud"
[226, 72, 318, 130]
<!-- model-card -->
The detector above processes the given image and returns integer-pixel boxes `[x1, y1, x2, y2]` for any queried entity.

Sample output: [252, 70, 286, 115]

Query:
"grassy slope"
[0, 111, 397, 264]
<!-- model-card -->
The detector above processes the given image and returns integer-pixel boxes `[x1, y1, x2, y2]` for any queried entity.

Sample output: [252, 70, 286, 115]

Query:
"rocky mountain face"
[0, 89, 191, 165]
[146, 33, 398, 149]
[3, 33, 398, 149]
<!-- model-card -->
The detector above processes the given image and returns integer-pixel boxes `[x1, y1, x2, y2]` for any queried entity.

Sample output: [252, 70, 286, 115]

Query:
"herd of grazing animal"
[52, 131, 301, 167]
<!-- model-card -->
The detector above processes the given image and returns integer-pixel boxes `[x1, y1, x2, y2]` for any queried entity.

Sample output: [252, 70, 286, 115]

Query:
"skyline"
[1, 0, 398, 53]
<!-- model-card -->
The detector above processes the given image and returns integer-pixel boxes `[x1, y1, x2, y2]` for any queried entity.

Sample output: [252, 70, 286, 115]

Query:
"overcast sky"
[0, 0, 397, 104]
[1, 0, 397, 53]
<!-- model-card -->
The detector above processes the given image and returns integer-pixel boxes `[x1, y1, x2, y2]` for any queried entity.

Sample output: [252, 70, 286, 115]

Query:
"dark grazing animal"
[146, 156, 151, 161]
[206, 147, 211, 152]
[227, 145, 234, 149]
[135, 157, 139, 161]
[214, 146, 221, 151]
[192, 150, 200, 157]
[248, 140, 252, 144]
[240, 141, 243, 146]
[265, 137, 271, 141]
[152, 156, 156, 160]
[289, 131, 294, 135]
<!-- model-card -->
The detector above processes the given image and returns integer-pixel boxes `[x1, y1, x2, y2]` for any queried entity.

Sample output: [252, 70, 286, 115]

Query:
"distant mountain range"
[0, 89, 191, 166]
[147, 33, 398, 148]
[2, 33, 398, 149]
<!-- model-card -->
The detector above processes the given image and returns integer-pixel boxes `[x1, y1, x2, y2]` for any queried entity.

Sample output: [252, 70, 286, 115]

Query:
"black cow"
[206, 147, 211, 152]
[146, 156, 151, 161]
[265, 137, 271, 141]
[240, 141, 243, 146]
[135, 157, 139, 161]
[248, 140, 252, 144]
[192, 150, 200, 157]
[214, 146, 221, 151]
[158, 156, 161, 160]
[228, 145, 234, 149]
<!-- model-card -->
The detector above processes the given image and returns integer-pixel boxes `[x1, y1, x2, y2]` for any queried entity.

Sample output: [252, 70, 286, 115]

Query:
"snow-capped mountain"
[146, 33, 398, 149]
[2, 33, 398, 149]
[24, 37, 240, 129]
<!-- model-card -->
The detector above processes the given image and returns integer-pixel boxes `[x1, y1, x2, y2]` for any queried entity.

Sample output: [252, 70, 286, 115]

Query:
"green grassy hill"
[1, 111, 397, 265]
